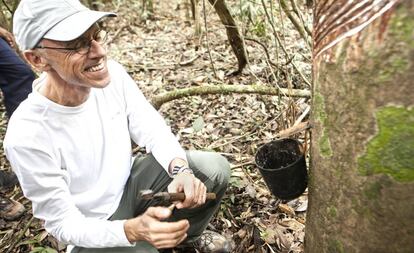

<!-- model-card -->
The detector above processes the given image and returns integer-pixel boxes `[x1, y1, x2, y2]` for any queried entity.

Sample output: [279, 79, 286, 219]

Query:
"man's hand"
[168, 172, 207, 209]
[0, 26, 16, 48]
[124, 206, 189, 249]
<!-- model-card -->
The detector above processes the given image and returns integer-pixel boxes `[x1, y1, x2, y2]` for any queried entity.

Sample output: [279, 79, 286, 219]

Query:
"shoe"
[0, 171, 18, 189]
[177, 230, 232, 253]
[0, 196, 25, 221]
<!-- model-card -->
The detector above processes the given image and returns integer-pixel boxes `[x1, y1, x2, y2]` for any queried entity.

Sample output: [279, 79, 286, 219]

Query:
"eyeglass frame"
[34, 29, 108, 55]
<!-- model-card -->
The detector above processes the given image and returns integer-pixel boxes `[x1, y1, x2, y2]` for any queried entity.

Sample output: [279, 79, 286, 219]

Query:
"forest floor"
[0, 0, 312, 252]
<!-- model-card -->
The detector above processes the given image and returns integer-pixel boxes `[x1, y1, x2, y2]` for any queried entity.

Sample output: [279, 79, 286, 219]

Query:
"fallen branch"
[151, 84, 311, 109]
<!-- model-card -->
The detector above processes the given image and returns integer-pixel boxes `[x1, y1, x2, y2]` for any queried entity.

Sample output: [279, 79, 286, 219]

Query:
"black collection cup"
[255, 138, 308, 200]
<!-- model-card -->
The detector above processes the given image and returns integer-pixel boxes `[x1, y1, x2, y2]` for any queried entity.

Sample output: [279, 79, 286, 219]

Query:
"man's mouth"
[85, 62, 105, 72]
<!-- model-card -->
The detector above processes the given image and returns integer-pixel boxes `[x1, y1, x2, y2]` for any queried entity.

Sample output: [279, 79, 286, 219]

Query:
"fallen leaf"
[295, 199, 308, 212]
[278, 203, 296, 216]
[192, 116, 205, 132]
[236, 228, 247, 239]
[245, 184, 257, 198]
[261, 228, 277, 244]
[279, 218, 305, 231]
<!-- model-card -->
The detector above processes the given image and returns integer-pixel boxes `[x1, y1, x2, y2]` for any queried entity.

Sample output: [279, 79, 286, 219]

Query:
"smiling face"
[38, 25, 111, 89]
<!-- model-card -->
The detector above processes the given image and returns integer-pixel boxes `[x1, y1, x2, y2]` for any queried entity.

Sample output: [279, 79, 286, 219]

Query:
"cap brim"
[43, 10, 116, 42]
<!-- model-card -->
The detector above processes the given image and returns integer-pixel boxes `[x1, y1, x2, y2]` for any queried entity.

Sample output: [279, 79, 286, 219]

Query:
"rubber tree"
[306, 0, 414, 252]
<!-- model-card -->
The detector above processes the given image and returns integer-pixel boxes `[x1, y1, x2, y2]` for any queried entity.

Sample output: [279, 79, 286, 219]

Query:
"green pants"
[72, 151, 230, 253]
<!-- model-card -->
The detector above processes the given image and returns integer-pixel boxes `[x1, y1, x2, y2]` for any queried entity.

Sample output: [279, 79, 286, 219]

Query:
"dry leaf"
[278, 203, 296, 216]
[261, 228, 277, 244]
[236, 228, 247, 239]
[245, 184, 257, 198]
[279, 218, 306, 231]
[295, 199, 308, 212]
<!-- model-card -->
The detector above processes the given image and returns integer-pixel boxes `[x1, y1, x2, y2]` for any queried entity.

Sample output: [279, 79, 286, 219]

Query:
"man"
[4, 0, 231, 252]
[0, 24, 34, 220]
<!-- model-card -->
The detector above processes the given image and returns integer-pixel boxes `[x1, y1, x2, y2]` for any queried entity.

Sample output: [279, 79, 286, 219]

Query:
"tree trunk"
[208, 0, 247, 75]
[306, 1, 414, 253]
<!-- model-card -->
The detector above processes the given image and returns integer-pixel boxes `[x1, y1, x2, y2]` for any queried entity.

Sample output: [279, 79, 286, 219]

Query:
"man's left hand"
[167, 172, 207, 209]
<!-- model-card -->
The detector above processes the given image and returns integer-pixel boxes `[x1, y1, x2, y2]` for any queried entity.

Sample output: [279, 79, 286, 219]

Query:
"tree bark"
[306, 1, 414, 253]
[208, 0, 247, 75]
[150, 84, 310, 109]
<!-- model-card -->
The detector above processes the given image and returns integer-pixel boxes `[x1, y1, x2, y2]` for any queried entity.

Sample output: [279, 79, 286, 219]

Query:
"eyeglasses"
[35, 30, 108, 55]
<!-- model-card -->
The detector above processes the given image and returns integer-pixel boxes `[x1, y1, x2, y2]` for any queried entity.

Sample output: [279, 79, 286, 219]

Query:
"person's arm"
[116, 61, 187, 172]
[4, 144, 132, 248]
[115, 61, 207, 209]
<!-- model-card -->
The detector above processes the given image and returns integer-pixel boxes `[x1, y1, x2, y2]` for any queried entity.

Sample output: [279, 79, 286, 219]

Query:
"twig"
[266, 243, 277, 253]
[5, 216, 35, 253]
[245, 37, 278, 68]
[106, 24, 129, 45]
[290, 0, 312, 36]
[294, 104, 310, 126]
[178, 54, 200, 66]
[279, 0, 311, 46]
[275, 121, 311, 139]
[1, 0, 12, 14]
[208, 131, 256, 149]
[230, 160, 255, 170]
[202, 0, 218, 78]
[224, 207, 240, 228]
[133, 64, 176, 71]
[261, 0, 311, 87]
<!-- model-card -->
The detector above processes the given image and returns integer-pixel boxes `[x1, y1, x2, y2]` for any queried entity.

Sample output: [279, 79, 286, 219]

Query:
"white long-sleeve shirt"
[4, 60, 187, 250]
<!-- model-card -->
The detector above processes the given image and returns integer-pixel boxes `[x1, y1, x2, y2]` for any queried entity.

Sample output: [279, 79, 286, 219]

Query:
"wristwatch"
[171, 165, 193, 177]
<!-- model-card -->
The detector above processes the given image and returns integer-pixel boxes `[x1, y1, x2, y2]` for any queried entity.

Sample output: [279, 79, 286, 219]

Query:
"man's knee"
[210, 153, 231, 185]
[187, 151, 231, 187]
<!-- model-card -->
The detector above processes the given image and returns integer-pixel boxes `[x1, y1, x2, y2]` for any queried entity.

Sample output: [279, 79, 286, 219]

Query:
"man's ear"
[23, 50, 51, 72]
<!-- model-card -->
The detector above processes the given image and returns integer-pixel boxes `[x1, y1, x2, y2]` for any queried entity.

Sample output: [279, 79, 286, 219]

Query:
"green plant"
[235, 0, 267, 36]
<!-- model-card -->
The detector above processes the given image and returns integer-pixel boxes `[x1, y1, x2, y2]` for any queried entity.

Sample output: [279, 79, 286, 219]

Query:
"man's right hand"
[123, 206, 189, 249]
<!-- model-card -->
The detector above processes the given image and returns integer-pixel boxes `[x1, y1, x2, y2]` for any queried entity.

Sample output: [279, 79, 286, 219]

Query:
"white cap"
[13, 0, 116, 50]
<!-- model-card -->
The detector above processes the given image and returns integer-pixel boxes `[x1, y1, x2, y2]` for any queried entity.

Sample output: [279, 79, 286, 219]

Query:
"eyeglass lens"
[75, 30, 108, 55]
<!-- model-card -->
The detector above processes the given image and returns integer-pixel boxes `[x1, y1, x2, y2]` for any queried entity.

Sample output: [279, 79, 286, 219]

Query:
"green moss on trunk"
[313, 92, 333, 157]
[358, 106, 414, 182]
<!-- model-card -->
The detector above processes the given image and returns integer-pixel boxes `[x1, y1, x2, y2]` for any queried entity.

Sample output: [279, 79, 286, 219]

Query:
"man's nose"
[88, 40, 106, 57]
